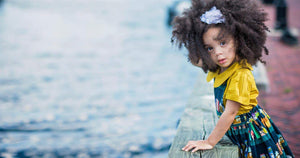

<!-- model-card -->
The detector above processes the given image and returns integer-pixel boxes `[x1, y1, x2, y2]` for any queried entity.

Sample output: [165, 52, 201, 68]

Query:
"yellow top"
[207, 60, 259, 115]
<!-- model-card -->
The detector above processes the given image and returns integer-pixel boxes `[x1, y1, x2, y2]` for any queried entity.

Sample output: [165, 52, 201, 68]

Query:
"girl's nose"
[214, 47, 222, 56]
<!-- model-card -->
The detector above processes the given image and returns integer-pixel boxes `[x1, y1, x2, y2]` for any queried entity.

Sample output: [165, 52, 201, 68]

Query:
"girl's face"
[203, 27, 237, 73]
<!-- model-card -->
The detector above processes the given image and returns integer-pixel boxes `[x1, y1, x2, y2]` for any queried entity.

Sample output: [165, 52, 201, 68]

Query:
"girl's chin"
[218, 64, 230, 68]
[218, 60, 235, 69]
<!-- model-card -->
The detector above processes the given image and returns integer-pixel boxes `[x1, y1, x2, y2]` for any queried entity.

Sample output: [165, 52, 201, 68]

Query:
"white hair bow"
[200, 6, 225, 24]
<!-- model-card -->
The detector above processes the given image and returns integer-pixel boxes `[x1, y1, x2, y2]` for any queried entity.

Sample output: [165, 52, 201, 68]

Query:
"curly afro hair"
[171, 0, 269, 73]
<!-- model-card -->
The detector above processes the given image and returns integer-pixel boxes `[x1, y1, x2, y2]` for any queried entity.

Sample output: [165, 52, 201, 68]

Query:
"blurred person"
[263, 0, 298, 45]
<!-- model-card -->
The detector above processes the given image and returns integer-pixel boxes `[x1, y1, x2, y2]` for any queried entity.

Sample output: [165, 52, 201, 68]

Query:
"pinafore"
[214, 81, 294, 158]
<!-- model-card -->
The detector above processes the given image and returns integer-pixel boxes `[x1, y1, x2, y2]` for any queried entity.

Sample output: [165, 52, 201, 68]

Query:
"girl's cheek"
[210, 53, 216, 59]
[210, 55, 218, 63]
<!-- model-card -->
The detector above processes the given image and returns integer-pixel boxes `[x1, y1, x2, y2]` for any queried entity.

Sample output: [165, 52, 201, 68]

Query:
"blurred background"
[0, 0, 200, 157]
[0, 0, 299, 158]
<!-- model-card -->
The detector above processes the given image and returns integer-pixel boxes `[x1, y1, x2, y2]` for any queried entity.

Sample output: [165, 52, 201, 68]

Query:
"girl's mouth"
[218, 59, 226, 64]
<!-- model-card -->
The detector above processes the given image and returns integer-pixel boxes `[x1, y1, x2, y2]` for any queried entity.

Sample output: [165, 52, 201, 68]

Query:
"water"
[0, 0, 200, 157]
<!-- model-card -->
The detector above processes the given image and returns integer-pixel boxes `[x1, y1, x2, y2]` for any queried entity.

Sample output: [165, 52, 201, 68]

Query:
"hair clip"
[200, 6, 225, 24]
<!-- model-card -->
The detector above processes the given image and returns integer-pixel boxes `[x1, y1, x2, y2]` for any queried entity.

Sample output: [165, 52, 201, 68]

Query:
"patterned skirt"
[226, 105, 294, 158]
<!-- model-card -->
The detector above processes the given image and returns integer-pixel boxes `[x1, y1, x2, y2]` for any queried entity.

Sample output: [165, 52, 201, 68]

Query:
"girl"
[171, 0, 294, 157]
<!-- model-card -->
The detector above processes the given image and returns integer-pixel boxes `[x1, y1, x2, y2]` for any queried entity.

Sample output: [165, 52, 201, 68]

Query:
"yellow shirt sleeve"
[224, 68, 259, 115]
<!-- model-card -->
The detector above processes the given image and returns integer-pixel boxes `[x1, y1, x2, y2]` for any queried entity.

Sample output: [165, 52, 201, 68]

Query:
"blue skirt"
[226, 105, 294, 158]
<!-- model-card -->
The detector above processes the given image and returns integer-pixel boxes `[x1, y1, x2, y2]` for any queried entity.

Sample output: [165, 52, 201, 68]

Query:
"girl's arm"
[182, 100, 240, 152]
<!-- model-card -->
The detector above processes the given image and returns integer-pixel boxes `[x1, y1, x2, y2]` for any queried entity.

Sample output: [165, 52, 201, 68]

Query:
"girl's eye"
[220, 41, 226, 46]
[207, 47, 213, 52]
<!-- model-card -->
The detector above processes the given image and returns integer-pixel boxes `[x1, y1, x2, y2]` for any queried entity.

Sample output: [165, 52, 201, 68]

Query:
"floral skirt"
[226, 105, 294, 158]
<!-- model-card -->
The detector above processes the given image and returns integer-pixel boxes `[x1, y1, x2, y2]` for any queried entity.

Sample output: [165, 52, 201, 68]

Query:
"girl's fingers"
[182, 144, 194, 151]
[182, 141, 213, 153]
[191, 147, 199, 153]
[182, 142, 192, 150]
[182, 143, 189, 150]
[182, 144, 190, 151]
[185, 146, 194, 152]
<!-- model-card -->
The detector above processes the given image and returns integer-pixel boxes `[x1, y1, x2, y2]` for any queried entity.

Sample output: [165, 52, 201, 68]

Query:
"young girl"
[171, 0, 294, 157]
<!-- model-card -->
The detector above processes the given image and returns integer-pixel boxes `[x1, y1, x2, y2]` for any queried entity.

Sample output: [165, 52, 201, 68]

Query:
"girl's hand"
[182, 140, 214, 153]
[192, 58, 203, 68]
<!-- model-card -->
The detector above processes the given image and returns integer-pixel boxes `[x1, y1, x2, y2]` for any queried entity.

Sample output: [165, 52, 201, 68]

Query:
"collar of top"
[206, 60, 253, 88]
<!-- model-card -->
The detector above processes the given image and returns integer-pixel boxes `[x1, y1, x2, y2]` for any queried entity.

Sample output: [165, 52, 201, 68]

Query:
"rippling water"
[0, 0, 200, 157]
